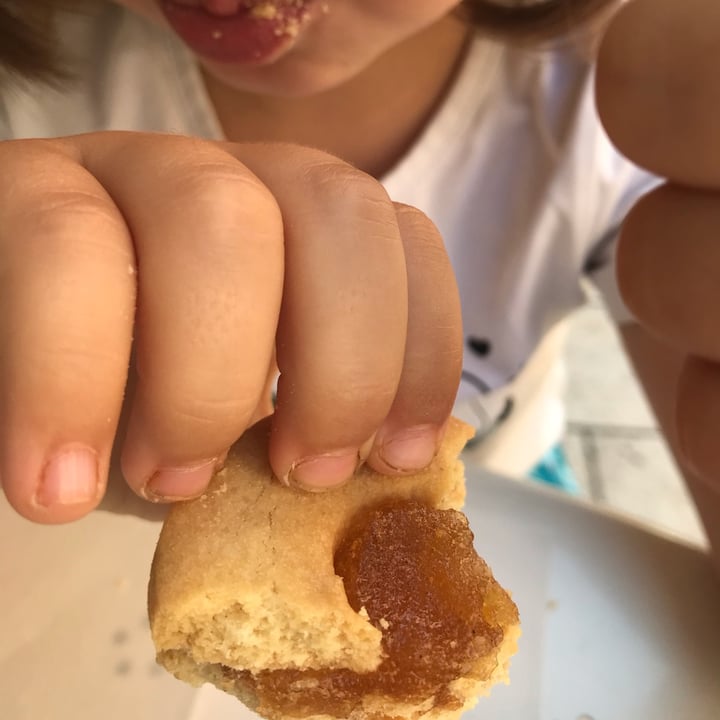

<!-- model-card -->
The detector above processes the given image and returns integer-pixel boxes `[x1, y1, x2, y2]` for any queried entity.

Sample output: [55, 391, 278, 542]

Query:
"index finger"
[596, 0, 720, 188]
[0, 140, 135, 523]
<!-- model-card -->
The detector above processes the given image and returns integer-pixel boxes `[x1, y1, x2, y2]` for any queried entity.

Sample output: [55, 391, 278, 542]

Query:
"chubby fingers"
[0, 133, 463, 522]
[237, 146, 408, 489]
[596, 0, 720, 187]
[0, 140, 135, 522]
[618, 186, 720, 489]
[0, 133, 285, 520]
[80, 135, 285, 502]
[598, 0, 720, 493]
[366, 204, 463, 476]
[617, 185, 720, 359]
[233, 147, 463, 489]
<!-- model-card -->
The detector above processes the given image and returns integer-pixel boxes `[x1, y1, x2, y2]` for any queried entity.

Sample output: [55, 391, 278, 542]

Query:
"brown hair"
[0, 0, 617, 81]
[0, 0, 88, 82]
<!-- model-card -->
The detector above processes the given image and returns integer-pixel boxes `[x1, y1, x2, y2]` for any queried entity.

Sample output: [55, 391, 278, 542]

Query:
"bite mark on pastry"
[148, 417, 519, 720]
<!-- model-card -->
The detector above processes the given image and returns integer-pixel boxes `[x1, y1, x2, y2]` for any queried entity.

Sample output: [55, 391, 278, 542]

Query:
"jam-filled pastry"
[148, 417, 520, 720]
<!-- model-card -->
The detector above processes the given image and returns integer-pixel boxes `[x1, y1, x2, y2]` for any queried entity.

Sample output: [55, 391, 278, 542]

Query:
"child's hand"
[597, 0, 720, 486]
[0, 133, 462, 523]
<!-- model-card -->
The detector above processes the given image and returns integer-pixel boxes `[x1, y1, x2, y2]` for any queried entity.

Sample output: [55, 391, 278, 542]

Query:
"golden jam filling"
[224, 501, 518, 718]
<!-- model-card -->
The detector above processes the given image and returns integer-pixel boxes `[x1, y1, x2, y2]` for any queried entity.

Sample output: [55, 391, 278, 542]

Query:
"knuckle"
[0, 137, 67, 164]
[139, 365, 260, 435]
[16, 192, 133, 277]
[163, 394, 255, 441]
[32, 340, 126, 386]
[396, 206, 443, 249]
[0, 139, 84, 200]
[300, 160, 401, 253]
[166, 156, 274, 211]
[301, 159, 394, 216]
[394, 203, 436, 232]
[342, 384, 396, 414]
[396, 208, 454, 280]
[160, 157, 283, 257]
[5, 188, 131, 267]
[30, 188, 119, 226]
[297, 384, 395, 436]
[321, 370, 397, 413]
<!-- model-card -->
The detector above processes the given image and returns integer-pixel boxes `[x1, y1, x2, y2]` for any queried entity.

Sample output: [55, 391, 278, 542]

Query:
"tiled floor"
[562, 291, 707, 547]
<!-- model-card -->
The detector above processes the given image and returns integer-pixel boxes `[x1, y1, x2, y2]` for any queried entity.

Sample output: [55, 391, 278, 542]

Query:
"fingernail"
[285, 451, 358, 492]
[36, 446, 99, 507]
[142, 458, 217, 502]
[379, 426, 439, 472]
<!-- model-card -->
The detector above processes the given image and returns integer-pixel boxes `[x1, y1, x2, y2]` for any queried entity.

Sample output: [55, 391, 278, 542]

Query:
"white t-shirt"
[0, 6, 657, 471]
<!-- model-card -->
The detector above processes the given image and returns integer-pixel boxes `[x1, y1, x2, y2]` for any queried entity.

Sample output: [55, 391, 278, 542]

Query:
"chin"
[200, 54, 365, 97]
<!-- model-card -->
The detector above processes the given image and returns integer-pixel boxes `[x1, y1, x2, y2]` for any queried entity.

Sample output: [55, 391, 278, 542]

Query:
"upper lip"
[167, 1, 297, 15]
[168, 0, 240, 13]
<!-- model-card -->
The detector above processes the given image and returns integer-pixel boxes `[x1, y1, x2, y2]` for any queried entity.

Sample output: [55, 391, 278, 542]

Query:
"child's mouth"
[160, 1, 318, 65]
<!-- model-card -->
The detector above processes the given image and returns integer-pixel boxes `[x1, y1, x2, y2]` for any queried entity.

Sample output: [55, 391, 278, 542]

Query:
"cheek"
[362, 0, 463, 23]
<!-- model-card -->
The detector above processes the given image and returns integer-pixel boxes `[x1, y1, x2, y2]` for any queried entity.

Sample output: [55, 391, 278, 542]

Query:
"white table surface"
[463, 472, 720, 720]
[2, 468, 719, 720]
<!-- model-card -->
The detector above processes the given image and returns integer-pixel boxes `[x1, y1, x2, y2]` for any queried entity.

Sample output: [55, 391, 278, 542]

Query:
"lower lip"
[160, 1, 316, 65]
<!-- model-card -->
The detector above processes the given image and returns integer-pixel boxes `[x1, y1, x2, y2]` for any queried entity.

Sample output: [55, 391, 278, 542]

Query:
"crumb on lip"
[249, 2, 279, 20]
[244, 0, 312, 36]
[274, 18, 301, 37]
